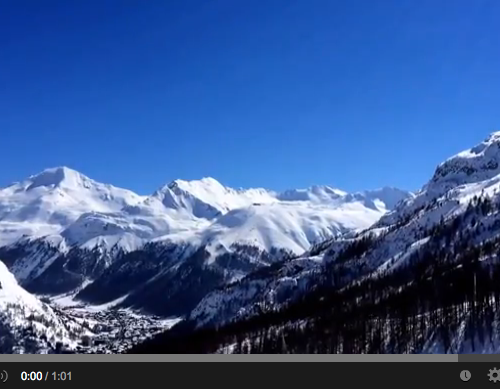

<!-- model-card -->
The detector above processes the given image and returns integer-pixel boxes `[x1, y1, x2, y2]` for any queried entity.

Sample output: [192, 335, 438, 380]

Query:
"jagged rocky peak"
[430, 131, 500, 186]
[375, 131, 500, 228]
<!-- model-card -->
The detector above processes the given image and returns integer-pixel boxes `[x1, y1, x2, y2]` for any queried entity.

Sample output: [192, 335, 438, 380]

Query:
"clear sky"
[1, 0, 499, 194]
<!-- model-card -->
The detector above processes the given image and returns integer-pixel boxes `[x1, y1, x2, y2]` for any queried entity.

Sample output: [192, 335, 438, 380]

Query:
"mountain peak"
[167, 177, 224, 191]
[27, 166, 88, 190]
[485, 130, 500, 143]
[452, 131, 500, 159]
[431, 131, 500, 187]
[150, 177, 231, 219]
[37, 166, 79, 177]
[199, 176, 222, 185]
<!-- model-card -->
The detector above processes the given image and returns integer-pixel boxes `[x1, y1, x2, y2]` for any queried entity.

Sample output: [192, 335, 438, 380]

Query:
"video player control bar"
[0, 363, 499, 388]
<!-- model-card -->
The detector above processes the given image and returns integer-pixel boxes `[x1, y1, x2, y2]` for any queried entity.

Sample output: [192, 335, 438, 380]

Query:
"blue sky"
[1, 0, 499, 194]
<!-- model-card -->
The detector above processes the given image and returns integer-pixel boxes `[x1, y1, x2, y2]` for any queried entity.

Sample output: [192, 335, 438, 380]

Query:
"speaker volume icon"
[0, 370, 8, 383]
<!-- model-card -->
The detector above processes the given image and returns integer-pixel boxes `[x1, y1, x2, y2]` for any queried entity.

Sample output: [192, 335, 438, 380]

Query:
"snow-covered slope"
[0, 260, 88, 353]
[60, 206, 209, 251]
[0, 260, 54, 315]
[165, 200, 389, 256]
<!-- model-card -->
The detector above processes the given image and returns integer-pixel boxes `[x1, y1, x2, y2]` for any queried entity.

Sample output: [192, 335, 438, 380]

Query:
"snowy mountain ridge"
[0, 167, 412, 253]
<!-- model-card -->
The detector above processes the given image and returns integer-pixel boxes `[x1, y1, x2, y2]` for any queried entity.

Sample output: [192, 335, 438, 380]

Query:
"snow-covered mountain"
[0, 167, 411, 252]
[163, 131, 500, 354]
[152, 177, 276, 219]
[0, 167, 145, 247]
[0, 166, 411, 319]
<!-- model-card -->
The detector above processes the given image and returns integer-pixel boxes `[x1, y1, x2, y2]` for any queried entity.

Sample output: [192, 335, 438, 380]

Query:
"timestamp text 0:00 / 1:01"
[21, 372, 72, 381]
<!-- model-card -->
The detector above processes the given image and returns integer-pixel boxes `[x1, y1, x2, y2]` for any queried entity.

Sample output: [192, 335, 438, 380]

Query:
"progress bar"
[2, 354, 500, 362]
